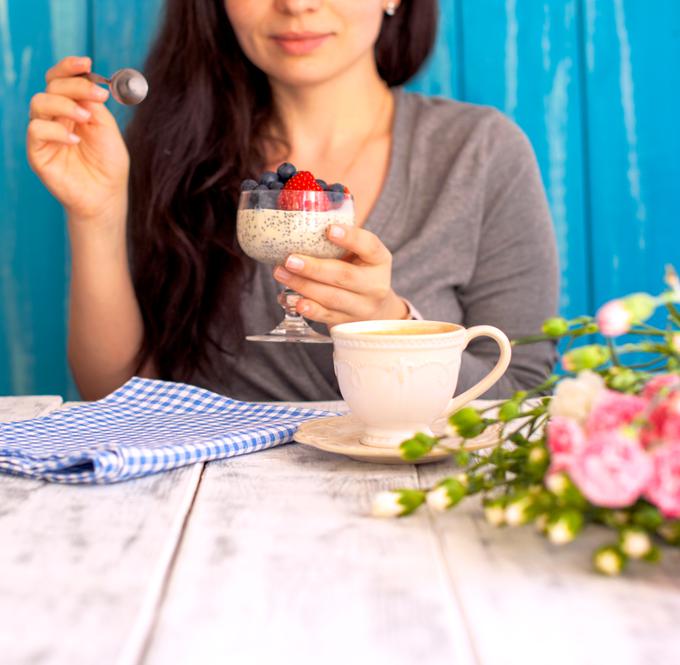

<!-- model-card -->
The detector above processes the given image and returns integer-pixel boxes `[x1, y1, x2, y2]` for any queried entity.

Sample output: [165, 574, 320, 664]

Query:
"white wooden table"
[1, 397, 679, 665]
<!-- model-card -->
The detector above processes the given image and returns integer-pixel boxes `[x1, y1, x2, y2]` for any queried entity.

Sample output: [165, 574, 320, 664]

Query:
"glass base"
[246, 287, 332, 344]
[246, 331, 331, 344]
[246, 319, 332, 344]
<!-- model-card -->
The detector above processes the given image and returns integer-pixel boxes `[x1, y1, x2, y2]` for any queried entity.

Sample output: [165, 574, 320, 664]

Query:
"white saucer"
[294, 410, 503, 465]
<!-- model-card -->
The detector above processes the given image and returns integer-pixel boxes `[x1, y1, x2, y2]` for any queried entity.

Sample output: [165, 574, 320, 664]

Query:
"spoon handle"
[79, 72, 110, 85]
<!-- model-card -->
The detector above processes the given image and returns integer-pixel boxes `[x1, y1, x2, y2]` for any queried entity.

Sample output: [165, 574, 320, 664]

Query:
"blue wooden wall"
[1, 0, 679, 397]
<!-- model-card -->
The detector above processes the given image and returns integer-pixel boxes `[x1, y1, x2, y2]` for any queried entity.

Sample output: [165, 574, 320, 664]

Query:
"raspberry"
[279, 171, 329, 211]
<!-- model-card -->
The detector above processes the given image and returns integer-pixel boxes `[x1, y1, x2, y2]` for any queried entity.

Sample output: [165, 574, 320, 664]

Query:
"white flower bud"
[505, 496, 533, 526]
[549, 370, 605, 424]
[545, 471, 569, 496]
[426, 486, 451, 512]
[594, 547, 626, 576]
[620, 529, 652, 559]
[529, 447, 548, 465]
[484, 504, 506, 526]
[371, 491, 404, 518]
[547, 521, 574, 545]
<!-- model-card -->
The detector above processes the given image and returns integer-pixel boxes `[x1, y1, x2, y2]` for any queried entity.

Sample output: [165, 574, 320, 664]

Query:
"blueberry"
[268, 181, 284, 190]
[240, 178, 258, 191]
[259, 171, 279, 187]
[315, 179, 328, 190]
[326, 190, 342, 205]
[255, 183, 269, 190]
[329, 182, 345, 193]
[277, 162, 297, 182]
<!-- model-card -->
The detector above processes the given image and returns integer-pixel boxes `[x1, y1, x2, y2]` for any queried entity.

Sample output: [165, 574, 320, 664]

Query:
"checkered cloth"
[0, 378, 332, 484]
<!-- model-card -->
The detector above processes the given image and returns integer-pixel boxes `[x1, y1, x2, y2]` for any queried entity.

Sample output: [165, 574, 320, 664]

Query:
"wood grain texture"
[581, 0, 680, 306]
[141, 445, 477, 665]
[418, 462, 680, 665]
[456, 0, 591, 319]
[0, 0, 85, 396]
[0, 465, 203, 665]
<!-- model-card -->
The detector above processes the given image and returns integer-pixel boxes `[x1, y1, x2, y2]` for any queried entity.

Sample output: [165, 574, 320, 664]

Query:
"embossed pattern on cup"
[331, 320, 512, 448]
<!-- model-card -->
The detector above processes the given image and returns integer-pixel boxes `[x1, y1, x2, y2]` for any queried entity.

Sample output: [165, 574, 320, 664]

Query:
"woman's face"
[224, 0, 391, 87]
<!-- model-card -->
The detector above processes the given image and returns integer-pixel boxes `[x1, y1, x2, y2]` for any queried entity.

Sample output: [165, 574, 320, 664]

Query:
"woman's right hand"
[26, 56, 130, 222]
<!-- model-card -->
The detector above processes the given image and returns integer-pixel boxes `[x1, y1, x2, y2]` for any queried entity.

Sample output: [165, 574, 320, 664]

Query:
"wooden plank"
[581, 0, 680, 306]
[418, 463, 680, 665]
[0, 463, 203, 665]
[141, 445, 478, 665]
[0, 395, 63, 421]
[407, 0, 463, 99]
[0, 0, 87, 396]
[91, 0, 163, 128]
[458, 0, 591, 320]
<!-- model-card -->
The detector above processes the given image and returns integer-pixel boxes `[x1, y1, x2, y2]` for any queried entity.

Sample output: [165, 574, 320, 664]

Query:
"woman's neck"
[268, 55, 393, 167]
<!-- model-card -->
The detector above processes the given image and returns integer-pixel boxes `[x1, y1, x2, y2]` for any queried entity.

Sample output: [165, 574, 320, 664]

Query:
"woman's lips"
[271, 32, 332, 56]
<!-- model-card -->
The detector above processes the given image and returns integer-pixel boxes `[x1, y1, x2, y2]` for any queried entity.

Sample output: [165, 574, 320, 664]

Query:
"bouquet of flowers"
[372, 266, 680, 576]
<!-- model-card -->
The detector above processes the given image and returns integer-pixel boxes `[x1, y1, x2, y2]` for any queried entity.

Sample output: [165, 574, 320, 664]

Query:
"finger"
[285, 254, 375, 293]
[27, 119, 80, 150]
[295, 297, 356, 327]
[29, 92, 92, 123]
[326, 225, 391, 266]
[273, 266, 369, 318]
[46, 76, 110, 104]
[46, 56, 91, 83]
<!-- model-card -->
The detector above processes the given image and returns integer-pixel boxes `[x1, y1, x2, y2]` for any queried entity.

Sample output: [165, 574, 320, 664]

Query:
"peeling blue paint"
[1, 0, 678, 395]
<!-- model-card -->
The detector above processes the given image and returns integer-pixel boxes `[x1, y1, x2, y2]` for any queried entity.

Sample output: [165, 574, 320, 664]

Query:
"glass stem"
[281, 288, 308, 330]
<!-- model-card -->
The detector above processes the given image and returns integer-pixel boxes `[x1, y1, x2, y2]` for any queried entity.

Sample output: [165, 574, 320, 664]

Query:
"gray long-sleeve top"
[194, 88, 559, 401]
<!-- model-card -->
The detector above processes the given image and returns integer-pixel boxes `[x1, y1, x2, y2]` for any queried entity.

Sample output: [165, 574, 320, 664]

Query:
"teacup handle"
[445, 325, 512, 415]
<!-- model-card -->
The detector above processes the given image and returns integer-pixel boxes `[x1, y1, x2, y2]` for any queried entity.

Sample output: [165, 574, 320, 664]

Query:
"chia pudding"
[237, 205, 355, 265]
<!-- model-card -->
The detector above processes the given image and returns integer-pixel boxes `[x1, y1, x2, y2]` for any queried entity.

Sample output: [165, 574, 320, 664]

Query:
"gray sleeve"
[456, 116, 559, 398]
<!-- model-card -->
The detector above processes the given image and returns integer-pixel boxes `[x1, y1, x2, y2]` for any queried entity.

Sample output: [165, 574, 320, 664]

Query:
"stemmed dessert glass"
[237, 188, 355, 343]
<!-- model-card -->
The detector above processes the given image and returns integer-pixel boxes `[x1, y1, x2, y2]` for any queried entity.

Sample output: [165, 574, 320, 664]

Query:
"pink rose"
[585, 390, 647, 435]
[643, 392, 680, 446]
[569, 430, 653, 508]
[596, 300, 632, 337]
[547, 416, 586, 472]
[642, 373, 680, 401]
[645, 441, 680, 518]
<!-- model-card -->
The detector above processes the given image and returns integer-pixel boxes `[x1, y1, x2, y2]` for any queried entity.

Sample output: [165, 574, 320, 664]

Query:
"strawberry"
[279, 170, 329, 211]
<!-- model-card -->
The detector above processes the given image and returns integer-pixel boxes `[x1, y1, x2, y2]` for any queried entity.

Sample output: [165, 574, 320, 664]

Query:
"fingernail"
[299, 302, 310, 314]
[68, 133, 81, 144]
[75, 57, 91, 68]
[93, 86, 109, 100]
[75, 106, 91, 119]
[328, 225, 345, 239]
[285, 255, 304, 271]
[274, 266, 292, 281]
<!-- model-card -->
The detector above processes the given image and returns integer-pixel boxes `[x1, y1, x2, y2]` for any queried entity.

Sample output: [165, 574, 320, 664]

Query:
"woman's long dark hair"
[126, 0, 437, 383]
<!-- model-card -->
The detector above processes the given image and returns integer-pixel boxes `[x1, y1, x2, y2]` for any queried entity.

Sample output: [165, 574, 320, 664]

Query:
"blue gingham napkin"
[0, 377, 332, 484]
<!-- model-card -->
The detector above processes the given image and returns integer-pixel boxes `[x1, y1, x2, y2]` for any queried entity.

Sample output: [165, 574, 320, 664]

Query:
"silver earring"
[385, 2, 397, 16]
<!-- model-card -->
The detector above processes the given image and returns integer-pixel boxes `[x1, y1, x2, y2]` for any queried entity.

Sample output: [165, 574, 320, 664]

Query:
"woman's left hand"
[272, 224, 408, 327]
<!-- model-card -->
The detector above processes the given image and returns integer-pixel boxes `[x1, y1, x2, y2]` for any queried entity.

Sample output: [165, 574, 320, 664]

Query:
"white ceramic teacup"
[331, 320, 512, 448]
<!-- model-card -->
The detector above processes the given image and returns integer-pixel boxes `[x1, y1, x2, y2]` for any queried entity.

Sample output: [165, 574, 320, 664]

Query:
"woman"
[26, 0, 558, 402]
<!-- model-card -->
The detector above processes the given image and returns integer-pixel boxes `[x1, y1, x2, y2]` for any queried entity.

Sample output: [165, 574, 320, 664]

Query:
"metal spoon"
[81, 68, 148, 105]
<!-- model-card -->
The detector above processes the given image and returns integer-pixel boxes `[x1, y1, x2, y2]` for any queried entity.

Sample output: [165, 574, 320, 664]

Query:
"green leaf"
[642, 546, 662, 563]
[541, 317, 569, 337]
[397, 489, 426, 516]
[562, 345, 611, 371]
[454, 450, 470, 467]
[632, 504, 663, 531]
[400, 436, 435, 460]
[623, 293, 658, 322]
[438, 478, 466, 507]
[499, 400, 521, 422]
